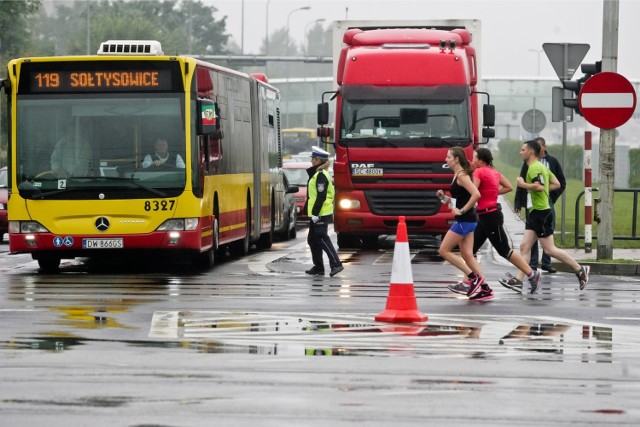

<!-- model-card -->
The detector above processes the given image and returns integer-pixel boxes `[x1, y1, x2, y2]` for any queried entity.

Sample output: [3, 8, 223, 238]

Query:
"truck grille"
[351, 162, 451, 185]
[365, 190, 442, 216]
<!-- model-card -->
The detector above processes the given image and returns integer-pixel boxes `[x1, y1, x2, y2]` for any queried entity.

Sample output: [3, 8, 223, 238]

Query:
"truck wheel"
[361, 235, 379, 249]
[337, 232, 361, 249]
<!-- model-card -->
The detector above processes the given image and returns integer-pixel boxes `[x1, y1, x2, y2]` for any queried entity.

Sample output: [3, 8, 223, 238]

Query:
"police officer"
[304, 146, 344, 277]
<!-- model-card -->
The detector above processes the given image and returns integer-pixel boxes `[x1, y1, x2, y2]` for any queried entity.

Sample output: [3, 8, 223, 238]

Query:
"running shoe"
[499, 272, 523, 293]
[528, 269, 542, 294]
[469, 287, 494, 301]
[576, 265, 591, 290]
[466, 275, 485, 297]
[448, 280, 470, 295]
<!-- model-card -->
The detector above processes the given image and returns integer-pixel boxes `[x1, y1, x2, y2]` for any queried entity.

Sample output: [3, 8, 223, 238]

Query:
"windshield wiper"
[30, 176, 167, 199]
[357, 137, 397, 148]
[31, 187, 84, 200]
[417, 136, 468, 147]
[84, 176, 167, 197]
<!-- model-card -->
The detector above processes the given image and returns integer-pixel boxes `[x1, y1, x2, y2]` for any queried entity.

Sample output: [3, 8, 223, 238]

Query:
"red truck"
[317, 21, 495, 248]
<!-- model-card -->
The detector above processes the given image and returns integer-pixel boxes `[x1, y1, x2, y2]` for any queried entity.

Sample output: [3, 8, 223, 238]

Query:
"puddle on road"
[2, 312, 628, 362]
[141, 312, 623, 361]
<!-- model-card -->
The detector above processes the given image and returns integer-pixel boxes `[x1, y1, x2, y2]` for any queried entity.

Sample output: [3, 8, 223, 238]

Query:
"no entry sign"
[579, 72, 637, 129]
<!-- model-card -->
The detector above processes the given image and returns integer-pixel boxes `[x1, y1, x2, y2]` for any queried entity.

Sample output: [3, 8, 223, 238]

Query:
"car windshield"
[0, 168, 6, 188]
[15, 94, 186, 199]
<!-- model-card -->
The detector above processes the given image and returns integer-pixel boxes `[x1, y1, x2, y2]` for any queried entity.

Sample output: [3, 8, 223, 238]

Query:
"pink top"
[473, 165, 500, 212]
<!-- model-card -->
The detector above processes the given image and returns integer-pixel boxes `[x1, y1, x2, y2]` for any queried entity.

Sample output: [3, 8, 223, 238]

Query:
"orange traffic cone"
[375, 216, 428, 323]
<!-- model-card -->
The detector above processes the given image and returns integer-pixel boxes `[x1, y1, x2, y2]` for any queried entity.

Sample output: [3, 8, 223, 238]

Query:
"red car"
[283, 162, 311, 221]
[0, 167, 7, 240]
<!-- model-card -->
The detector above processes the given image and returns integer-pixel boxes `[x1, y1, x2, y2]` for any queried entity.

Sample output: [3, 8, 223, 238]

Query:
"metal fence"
[574, 188, 640, 247]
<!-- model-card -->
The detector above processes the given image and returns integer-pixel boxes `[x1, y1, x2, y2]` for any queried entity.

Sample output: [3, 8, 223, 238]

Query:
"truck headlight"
[339, 199, 361, 209]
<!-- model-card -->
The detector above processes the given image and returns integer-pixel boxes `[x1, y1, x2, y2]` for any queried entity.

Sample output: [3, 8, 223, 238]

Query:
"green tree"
[0, 0, 41, 64]
[29, 0, 229, 56]
[303, 22, 332, 78]
[304, 23, 331, 57]
[0, 0, 42, 165]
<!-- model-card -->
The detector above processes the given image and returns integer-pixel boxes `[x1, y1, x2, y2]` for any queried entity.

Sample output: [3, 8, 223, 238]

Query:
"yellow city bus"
[1, 40, 288, 271]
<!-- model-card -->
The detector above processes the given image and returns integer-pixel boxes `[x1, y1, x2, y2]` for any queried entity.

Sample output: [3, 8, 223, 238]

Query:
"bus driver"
[142, 138, 185, 169]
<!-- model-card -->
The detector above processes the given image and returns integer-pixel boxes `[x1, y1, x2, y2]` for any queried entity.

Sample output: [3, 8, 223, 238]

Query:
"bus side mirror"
[317, 102, 329, 126]
[197, 98, 217, 136]
[483, 104, 495, 127]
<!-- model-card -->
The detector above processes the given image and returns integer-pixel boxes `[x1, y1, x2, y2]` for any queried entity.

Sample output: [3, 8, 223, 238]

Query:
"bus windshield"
[16, 93, 186, 199]
[340, 99, 471, 148]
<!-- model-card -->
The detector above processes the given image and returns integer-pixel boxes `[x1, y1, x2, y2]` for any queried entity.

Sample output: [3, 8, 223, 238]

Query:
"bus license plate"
[82, 238, 124, 249]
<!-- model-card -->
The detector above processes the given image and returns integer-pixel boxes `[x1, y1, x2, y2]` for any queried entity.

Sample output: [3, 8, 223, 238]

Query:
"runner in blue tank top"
[436, 147, 490, 301]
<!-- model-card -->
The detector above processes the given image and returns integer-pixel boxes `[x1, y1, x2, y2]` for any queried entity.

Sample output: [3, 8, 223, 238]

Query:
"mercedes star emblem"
[95, 217, 110, 232]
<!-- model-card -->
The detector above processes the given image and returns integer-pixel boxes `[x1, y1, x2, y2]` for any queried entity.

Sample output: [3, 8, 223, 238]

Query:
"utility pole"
[597, 0, 619, 259]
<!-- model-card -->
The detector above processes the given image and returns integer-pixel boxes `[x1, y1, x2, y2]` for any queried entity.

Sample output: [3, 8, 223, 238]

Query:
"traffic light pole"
[597, 0, 619, 260]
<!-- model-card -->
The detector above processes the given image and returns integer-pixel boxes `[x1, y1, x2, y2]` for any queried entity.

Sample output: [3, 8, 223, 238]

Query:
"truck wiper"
[417, 136, 466, 147]
[362, 137, 398, 148]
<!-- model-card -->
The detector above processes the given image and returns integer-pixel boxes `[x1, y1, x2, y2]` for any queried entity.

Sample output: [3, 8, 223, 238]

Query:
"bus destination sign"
[29, 70, 173, 93]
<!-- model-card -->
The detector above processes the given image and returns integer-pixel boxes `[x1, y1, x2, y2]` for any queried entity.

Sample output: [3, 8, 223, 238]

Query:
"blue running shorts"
[450, 221, 477, 237]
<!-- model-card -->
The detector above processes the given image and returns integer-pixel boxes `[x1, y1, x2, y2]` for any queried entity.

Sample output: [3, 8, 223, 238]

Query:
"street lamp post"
[528, 48, 542, 76]
[301, 18, 325, 127]
[287, 6, 311, 42]
[265, 0, 271, 57]
[527, 48, 543, 122]
[284, 6, 310, 128]
[304, 18, 326, 55]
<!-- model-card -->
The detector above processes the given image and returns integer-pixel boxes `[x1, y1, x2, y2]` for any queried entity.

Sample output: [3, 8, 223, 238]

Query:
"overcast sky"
[205, 0, 640, 80]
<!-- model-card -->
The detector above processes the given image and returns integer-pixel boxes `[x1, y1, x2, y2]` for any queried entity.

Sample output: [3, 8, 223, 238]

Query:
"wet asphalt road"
[1, 230, 640, 426]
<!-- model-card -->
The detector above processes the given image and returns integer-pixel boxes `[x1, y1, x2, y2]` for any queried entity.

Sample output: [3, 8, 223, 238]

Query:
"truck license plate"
[82, 238, 124, 249]
[352, 167, 383, 176]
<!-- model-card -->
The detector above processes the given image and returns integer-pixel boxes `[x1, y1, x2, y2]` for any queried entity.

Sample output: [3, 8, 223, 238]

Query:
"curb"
[554, 261, 640, 276]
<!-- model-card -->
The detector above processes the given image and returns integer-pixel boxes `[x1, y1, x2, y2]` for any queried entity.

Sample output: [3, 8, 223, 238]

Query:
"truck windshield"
[15, 94, 186, 199]
[340, 99, 471, 148]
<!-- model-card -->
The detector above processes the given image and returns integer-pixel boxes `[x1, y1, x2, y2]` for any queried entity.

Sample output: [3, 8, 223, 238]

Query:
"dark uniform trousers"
[307, 215, 341, 269]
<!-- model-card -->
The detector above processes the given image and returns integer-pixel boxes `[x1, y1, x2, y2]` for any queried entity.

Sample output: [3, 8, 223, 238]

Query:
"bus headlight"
[339, 199, 361, 210]
[184, 218, 199, 230]
[9, 221, 49, 233]
[157, 218, 199, 231]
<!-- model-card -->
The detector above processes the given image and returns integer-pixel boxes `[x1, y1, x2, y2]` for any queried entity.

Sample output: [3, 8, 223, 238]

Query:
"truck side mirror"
[482, 128, 496, 139]
[317, 102, 329, 126]
[483, 104, 495, 127]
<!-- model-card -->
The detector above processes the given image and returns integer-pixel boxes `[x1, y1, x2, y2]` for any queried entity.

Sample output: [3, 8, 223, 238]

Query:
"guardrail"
[574, 188, 640, 247]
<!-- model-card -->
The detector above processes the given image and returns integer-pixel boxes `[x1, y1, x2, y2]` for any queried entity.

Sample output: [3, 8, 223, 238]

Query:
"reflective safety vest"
[307, 169, 334, 216]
